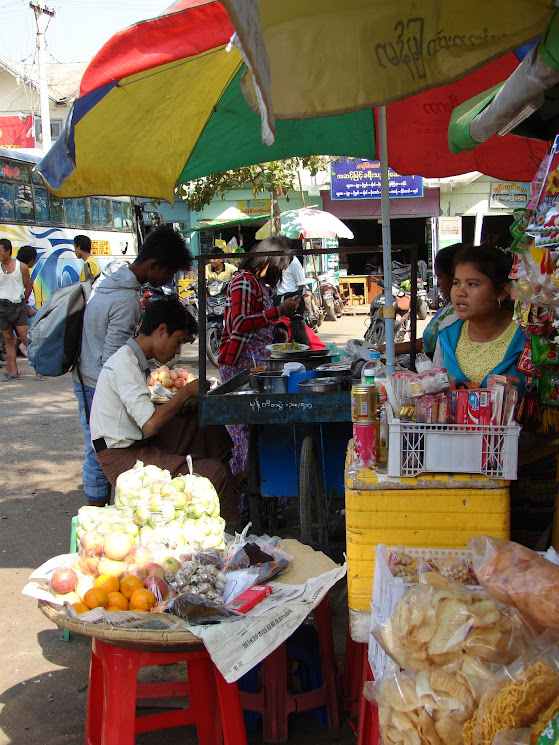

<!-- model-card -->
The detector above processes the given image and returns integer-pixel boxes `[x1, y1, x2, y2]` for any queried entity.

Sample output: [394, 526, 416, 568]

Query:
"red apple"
[80, 531, 104, 556]
[144, 562, 166, 579]
[143, 575, 170, 602]
[161, 378, 173, 389]
[126, 546, 152, 568]
[126, 567, 148, 580]
[179, 369, 189, 380]
[174, 378, 186, 389]
[51, 567, 78, 594]
[169, 370, 178, 381]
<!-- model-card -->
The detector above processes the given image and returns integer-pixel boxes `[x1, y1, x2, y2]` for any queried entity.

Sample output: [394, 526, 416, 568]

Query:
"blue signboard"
[331, 158, 423, 200]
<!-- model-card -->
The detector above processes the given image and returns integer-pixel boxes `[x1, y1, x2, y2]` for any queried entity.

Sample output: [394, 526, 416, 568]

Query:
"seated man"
[89, 295, 239, 521]
[205, 248, 237, 283]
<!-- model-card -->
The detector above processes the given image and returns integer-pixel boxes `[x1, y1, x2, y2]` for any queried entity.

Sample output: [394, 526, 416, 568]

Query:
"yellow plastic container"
[345, 454, 510, 612]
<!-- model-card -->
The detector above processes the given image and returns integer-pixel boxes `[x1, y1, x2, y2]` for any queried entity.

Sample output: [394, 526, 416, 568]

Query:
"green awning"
[177, 68, 376, 185]
[186, 213, 268, 232]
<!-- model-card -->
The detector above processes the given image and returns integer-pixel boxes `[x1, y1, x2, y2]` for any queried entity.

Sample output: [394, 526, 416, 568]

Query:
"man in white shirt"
[90, 295, 239, 520]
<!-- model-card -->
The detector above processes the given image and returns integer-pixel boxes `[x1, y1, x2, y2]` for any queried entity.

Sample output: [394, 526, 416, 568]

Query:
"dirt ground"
[0, 312, 428, 745]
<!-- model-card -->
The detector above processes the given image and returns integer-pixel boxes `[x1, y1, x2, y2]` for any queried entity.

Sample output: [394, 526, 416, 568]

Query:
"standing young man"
[74, 225, 192, 506]
[0, 238, 32, 381]
[74, 234, 100, 281]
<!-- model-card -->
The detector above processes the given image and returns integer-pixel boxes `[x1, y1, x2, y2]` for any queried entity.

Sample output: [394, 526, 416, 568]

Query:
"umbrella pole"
[378, 105, 396, 374]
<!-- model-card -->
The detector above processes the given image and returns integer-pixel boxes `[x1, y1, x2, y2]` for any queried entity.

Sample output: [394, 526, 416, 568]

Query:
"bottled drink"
[361, 351, 388, 404]
[378, 406, 388, 464]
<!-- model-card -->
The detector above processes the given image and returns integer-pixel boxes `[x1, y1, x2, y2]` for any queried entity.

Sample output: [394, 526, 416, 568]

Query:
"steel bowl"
[298, 376, 343, 393]
[248, 371, 288, 393]
[315, 363, 352, 377]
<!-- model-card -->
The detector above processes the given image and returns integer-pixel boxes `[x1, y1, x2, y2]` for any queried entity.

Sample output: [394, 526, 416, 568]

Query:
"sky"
[0, 0, 170, 64]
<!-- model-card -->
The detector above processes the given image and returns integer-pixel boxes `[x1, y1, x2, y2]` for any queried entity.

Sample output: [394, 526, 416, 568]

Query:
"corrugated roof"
[0, 55, 87, 103]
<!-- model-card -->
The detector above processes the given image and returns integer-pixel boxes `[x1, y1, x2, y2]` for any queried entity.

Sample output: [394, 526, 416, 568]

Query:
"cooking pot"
[248, 371, 288, 393]
[298, 376, 343, 393]
[315, 363, 352, 377]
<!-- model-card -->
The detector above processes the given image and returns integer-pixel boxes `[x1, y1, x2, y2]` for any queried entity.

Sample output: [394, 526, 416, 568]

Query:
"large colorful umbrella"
[255, 208, 354, 240]
[38, 1, 553, 202]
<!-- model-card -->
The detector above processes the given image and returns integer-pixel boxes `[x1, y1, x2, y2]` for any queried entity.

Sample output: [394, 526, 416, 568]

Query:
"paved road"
[0, 311, 429, 745]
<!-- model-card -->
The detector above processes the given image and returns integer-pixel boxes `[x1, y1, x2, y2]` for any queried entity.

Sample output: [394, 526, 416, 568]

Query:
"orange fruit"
[106, 606, 125, 612]
[83, 587, 109, 609]
[94, 574, 120, 594]
[106, 592, 129, 611]
[120, 575, 144, 600]
[129, 588, 156, 612]
[72, 602, 90, 614]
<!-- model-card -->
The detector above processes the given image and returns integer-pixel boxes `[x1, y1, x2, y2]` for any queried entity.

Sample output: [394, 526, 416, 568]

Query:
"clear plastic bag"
[373, 573, 532, 672]
[469, 535, 559, 634]
[462, 639, 559, 745]
[365, 656, 488, 745]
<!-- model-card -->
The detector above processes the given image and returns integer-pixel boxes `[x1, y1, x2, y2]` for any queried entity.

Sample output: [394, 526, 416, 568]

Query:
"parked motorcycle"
[206, 279, 229, 367]
[364, 280, 410, 347]
[301, 277, 324, 331]
[318, 271, 344, 320]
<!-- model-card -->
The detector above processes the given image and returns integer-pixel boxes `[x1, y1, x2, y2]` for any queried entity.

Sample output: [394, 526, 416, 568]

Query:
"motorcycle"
[301, 277, 324, 331]
[364, 280, 410, 347]
[318, 271, 344, 320]
[205, 279, 229, 367]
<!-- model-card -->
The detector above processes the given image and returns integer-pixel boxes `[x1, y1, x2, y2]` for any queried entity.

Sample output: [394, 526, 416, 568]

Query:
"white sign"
[490, 182, 529, 209]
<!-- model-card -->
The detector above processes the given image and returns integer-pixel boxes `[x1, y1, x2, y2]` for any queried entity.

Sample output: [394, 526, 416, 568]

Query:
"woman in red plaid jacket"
[218, 238, 299, 484]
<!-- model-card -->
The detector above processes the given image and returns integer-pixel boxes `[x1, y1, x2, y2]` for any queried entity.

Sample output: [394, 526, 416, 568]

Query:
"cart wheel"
[299, 436, 328, 546]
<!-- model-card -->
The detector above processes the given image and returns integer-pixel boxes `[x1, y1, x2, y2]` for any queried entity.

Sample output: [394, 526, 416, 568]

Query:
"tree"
[175, 156, 332, 235]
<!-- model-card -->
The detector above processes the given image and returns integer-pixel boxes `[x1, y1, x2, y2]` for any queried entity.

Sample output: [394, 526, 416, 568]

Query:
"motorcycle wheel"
[395, 326, 407, 343]
[364, 319, 385, 347]
[334, 300, 343, 318]
[206, 327, 221, 367]
[417, 301, 428, 321]
[324, 298, 337, 321]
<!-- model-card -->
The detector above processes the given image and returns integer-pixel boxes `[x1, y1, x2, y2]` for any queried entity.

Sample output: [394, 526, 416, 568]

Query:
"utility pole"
[30, 2, 55, 151]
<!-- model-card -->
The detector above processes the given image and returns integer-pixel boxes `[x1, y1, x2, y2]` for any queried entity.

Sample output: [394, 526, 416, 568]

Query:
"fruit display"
[165, 560, 226, 603]
[148, 365, 196, 394]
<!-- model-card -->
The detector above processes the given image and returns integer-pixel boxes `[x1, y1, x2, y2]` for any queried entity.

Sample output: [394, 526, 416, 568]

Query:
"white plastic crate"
[387, 419, 520, 479]
[369, 544, 480, 679]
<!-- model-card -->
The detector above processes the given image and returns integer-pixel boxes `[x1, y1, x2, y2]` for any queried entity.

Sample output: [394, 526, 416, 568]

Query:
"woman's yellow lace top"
[455, 320, 517, 385]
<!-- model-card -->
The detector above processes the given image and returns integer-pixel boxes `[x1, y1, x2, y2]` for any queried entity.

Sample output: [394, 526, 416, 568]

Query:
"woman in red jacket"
[218, 238, 299, 479]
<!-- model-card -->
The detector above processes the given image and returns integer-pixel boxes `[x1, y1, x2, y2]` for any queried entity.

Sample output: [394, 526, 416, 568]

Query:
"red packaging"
[353, 423, 377, 466]
[457, 389, 491, 425]
[226, 585, 272, 613]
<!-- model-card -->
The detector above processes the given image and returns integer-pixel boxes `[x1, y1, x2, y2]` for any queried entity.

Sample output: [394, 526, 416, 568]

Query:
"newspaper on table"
[23, 539, 345, 683]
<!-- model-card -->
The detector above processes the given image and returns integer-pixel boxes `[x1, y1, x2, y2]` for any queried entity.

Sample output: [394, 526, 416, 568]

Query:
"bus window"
[64, 198, 78, 225]
[0, 182, 14, 219]
[32, 170, 43, 185]
[15, 184, 34, 221]
[77, 198, 88, 226]
[35, 186, 50, 222]
[122, 201, 133, 230]
[100, 198, 111, 227]
[90, 197, 101, 226]
[50, 195, 64, 224]
[0, 158, 30, 183]
[112, 200, 123, 228]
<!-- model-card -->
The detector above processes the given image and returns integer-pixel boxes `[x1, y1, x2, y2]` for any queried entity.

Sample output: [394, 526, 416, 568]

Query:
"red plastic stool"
[85, 638, 246, 745]
[357, 652, 379, 745]
[238, 594, 341, 743]
[343, 632, 367, 721]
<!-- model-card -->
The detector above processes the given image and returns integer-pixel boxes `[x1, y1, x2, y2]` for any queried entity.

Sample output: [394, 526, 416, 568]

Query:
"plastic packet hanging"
[415, 351, 434, 374]
[373, 572, 532, 672]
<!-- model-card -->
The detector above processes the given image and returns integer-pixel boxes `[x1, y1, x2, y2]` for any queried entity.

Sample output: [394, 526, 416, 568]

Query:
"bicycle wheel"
[299, 436, 327, 546]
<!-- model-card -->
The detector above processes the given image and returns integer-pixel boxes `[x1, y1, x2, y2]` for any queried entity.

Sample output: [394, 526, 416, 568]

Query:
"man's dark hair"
[139, 295, 198, 338]
[0, 238, 12, 255]
[212, 247, 225, 257]
[238, 237, 291, 287]
[74, 234, 91, 253]
[17, 245, 37, 266]
[135, 225, 192, 273]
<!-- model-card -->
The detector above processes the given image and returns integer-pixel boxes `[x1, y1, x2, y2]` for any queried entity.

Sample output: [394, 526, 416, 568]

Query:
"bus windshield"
[0, 148, 140, 306]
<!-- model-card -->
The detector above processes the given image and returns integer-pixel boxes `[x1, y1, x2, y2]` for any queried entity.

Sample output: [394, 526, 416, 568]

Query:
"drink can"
[351, 384, 377, 422]
[353, 423, 377, 467]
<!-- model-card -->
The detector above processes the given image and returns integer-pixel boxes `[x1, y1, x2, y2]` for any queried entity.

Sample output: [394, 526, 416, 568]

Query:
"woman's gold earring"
[498, 298, 502, 308]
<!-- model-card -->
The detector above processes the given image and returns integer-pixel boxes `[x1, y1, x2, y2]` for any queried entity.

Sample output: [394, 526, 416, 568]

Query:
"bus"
[0, 147, 141, 306]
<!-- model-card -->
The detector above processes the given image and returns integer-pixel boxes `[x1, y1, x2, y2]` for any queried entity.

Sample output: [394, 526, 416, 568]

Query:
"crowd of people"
[0, 225, 533, 524]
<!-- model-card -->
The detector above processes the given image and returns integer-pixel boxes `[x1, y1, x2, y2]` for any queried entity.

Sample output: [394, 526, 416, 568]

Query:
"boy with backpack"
[73, 226, 192, 506]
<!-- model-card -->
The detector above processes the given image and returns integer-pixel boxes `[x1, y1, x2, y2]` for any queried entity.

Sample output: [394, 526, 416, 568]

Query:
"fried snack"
[462, 661, 559, 745]
[532, 696, 559, 744]
[469, 535, 559, 633]
[375, 659, 489, 745]
[376, 574, 528, 672]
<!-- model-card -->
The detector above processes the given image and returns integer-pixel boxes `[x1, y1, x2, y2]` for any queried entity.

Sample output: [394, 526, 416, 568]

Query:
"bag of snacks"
[469, 535, 559, 634]
[373, 573, 531, 672]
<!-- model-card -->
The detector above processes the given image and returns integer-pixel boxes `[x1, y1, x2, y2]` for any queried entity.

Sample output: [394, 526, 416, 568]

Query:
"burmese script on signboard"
[331, 158, 423, 201]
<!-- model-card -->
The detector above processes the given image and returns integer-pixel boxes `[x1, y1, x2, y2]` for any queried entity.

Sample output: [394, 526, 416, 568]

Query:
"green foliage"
[176, 156, 332, 212]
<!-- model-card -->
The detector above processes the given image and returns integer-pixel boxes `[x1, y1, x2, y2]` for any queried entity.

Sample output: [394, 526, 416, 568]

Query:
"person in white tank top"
[0, 238, 32, 381]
